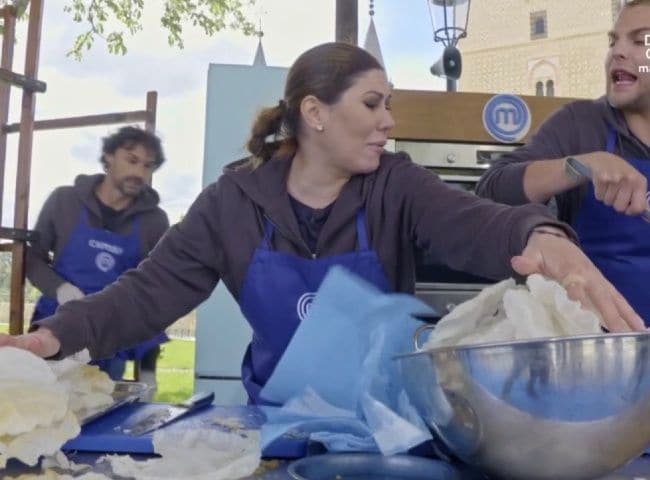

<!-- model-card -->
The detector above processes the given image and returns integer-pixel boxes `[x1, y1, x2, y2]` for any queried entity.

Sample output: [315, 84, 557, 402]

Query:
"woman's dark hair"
[246, 42, 384, 164]
[100, 126, 166, 169]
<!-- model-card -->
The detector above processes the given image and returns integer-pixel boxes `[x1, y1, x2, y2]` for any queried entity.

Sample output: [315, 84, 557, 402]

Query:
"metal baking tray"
[76, 381, 149, 425]
[288, 453, 463, 480]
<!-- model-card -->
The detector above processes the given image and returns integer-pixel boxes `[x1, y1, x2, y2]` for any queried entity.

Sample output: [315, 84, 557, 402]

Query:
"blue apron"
[572, 126, 650, 325]
[238, 208, 390, 404]
[31, 207, 168, 379]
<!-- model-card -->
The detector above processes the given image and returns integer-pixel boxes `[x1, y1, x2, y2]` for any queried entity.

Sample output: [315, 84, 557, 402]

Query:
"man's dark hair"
[100, 126, 166, 169]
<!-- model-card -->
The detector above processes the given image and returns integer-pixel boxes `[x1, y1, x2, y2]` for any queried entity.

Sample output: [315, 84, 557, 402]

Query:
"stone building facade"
[458, 0, 622, 99]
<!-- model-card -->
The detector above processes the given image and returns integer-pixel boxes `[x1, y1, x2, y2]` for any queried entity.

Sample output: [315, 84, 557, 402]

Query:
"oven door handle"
[437, 174, 482, 183]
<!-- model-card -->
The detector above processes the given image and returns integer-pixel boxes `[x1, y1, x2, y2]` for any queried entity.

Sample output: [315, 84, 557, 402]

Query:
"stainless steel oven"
[394, 140, 517, 318]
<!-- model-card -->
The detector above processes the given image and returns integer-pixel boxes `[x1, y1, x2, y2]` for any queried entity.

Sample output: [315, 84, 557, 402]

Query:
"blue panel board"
[62, 403, 305, 458]
[194, 64, 289, 385]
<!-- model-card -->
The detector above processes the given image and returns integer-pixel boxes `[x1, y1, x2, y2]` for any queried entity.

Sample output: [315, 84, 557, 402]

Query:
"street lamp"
[427, 0, 471, 92]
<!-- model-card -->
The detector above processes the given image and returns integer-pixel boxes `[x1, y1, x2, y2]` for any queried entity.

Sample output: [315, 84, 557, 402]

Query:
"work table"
[3, 403, 650, 479]
[5, 453, 650, 479]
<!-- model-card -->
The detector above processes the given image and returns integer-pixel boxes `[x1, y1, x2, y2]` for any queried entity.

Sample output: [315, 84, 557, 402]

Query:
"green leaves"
[0, 0, 29, 36]
[61, 0, 256, 61]
[161, 0, 256, 48]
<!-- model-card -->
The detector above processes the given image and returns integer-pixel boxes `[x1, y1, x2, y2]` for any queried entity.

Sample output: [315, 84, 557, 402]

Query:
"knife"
[121, 391, 215, 436]
[80, 393, 141, 425]
[565, 156, 650, 223]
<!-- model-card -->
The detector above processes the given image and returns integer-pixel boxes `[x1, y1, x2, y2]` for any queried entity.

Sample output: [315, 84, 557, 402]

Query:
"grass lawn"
[158, 337, 195, 370]
[0, 323, 196, 404]
[144, 338, 195, 403]
[156, 339, 195, 403]
[126, 338, 195, 403]
[155, 367, 195, 403]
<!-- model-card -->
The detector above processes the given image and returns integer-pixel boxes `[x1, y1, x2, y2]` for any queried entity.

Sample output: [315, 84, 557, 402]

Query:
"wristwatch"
[563, 156, 589, 182]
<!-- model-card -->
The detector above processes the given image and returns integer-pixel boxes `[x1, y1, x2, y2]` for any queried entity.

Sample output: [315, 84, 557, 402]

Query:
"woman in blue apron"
[572, 126, 650, 325]
[239, 209, 389, 404]
[31, 207, 167, 379]
[7, 42, 643, 405]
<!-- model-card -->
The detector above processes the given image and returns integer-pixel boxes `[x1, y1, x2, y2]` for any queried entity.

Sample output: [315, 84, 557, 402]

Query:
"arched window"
[546, 79, 555, 97]
[535, 81, 544, 96]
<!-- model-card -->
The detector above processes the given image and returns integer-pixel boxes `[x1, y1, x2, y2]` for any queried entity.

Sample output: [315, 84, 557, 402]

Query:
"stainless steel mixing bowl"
[395, 331, 650, 480]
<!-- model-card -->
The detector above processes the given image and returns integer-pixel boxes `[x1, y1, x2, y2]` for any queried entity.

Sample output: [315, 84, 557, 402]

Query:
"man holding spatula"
[477, 0, 650, 325]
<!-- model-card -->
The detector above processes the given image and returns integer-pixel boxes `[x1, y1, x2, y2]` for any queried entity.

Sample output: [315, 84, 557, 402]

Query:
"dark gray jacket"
[35, 152, 567, 359]
[26, 173, 169, 298]
[476, 97, 650, 223]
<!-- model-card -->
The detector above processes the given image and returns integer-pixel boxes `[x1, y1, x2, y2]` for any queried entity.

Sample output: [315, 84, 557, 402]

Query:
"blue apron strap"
[605, 125, 617, 154]
[261, 218, 274, 249]
[356, 209, 370, 252]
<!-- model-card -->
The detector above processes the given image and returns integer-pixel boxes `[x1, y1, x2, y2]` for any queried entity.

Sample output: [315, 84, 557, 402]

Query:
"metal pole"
[447, 78, 457, 92]
[335, 0, 358, 44]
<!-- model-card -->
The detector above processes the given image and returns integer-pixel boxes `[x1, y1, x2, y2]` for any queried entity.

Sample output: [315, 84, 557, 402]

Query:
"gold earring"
[316, 125, 324, 132]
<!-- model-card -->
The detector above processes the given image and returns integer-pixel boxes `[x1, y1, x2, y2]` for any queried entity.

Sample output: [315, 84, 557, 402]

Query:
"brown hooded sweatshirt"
[35, 152, 568, 360]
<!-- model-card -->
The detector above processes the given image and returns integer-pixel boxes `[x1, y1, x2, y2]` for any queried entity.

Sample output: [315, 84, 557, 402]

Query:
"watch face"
[564, 157, 586, 182]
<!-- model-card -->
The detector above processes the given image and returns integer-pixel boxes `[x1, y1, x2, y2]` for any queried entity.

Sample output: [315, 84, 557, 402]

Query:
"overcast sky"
[3, 1, 444, 226]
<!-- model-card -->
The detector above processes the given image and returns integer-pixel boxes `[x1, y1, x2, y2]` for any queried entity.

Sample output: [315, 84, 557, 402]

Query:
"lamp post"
[427, 0, 471, 92]
[336, 0, 358, 44]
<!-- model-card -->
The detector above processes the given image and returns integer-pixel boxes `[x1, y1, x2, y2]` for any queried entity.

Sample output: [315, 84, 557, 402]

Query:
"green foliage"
[0, 1, 39, 38]
[1, 1, 256, 60]
[0, 253, 39, 302]
[62, 0, 257, 60]
[0, 253, 11, 302]
[0, 1, 29, 17]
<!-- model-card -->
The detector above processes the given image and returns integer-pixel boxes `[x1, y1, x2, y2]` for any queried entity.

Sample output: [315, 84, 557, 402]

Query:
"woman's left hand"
[511, 229, 645, 332]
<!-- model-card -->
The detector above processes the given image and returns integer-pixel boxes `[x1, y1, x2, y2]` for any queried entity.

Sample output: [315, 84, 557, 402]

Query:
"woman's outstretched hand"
[513, 229, 645, 333]
[0, 327, 61, 358]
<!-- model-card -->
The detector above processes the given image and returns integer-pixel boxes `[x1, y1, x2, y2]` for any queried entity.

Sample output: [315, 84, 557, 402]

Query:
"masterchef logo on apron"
[95, 251, 116, 272]
[296, 292, 316, 322]
[88, 239, 124, 255]
[88, 238, 123, 273]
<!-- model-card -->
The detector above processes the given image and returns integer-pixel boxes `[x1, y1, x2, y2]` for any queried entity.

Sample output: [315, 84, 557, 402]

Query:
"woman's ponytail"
[246, 101, 293, 165]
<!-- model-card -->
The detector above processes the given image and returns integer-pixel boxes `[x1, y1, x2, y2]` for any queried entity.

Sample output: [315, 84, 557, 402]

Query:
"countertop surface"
[4, 454, 650, 479]
[2, 402, 650, 479]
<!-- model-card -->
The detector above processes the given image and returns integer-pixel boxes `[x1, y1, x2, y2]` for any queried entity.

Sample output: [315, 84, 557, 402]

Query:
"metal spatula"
[565, 156, 650, 223]
[121, 391, 215, 436]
